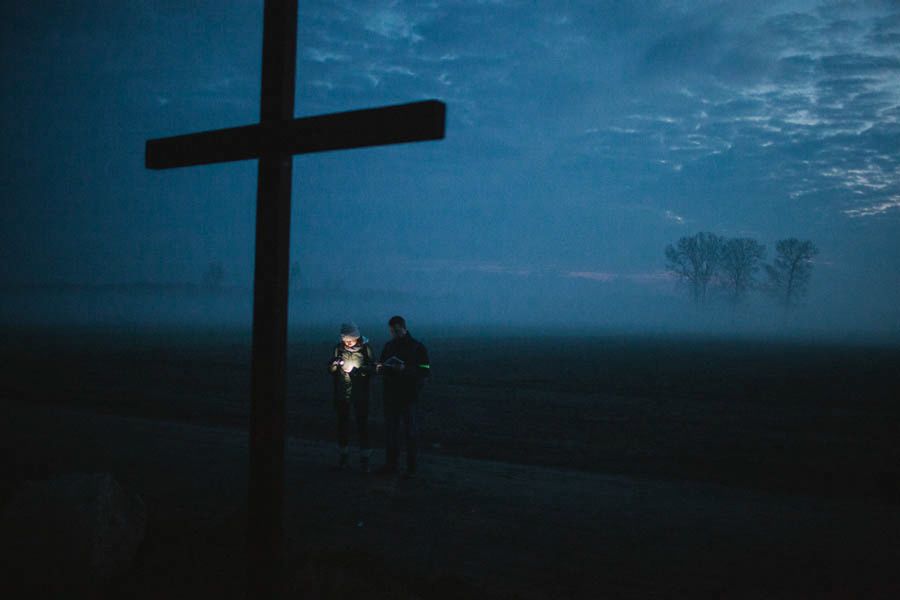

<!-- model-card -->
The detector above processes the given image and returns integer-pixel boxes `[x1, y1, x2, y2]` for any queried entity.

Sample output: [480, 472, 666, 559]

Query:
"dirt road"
[3, 398, 898, 598]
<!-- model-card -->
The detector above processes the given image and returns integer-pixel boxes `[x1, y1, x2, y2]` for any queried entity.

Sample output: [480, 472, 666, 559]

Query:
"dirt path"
[2, 398, 898, 598]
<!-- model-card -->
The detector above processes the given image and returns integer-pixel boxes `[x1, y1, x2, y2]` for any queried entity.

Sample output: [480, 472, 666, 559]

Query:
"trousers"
[335, 394, 369, 450]
[384, 396, 418, 471]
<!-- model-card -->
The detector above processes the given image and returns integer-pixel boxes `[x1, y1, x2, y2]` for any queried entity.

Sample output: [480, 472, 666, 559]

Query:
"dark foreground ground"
[1, 325, 899, 598]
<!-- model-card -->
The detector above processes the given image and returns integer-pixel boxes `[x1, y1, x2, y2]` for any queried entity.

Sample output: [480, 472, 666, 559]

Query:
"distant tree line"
[664, 233, 818, 310]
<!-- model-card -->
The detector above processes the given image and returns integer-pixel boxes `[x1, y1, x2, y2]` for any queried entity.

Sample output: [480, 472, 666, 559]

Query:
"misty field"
[2, 325, 899, 597]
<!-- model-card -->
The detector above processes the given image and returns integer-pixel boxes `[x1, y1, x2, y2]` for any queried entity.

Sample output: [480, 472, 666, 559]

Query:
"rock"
[0, 472, 147, 594]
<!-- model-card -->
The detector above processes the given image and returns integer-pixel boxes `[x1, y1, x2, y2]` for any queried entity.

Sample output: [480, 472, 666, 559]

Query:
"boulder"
[0, 471, 147, 594]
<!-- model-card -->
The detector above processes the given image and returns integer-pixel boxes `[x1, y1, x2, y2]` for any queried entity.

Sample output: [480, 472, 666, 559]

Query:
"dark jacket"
[379, 333, 430, 402]
[328, 341, 376, 404]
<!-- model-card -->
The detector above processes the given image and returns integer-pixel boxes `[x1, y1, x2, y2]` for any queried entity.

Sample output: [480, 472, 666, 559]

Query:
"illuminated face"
[342, 336, 359, 348]
[389, 323, 407, 339]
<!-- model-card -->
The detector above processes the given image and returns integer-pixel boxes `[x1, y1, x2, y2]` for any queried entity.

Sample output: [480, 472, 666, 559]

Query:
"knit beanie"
[340, 322, 361, 340]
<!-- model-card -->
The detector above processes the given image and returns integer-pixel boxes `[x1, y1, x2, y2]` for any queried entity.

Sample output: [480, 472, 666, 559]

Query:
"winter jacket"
[379, 333, 430, 403]
[328, 340, 376, 404]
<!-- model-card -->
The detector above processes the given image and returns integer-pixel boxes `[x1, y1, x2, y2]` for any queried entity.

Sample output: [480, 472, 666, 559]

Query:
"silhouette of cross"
[144, 2, 445, 597]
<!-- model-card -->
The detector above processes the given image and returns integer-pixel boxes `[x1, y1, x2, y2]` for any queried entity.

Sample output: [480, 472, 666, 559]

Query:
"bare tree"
[664, 232, 724, 306]
[765, 238, 819, 308]
[719, 238, 766, 306]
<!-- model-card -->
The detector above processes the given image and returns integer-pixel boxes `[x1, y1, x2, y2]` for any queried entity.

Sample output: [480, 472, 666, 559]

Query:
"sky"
[2, 0, 899, 336]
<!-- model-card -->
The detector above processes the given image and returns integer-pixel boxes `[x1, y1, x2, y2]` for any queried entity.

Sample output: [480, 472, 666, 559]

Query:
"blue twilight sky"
[1, 1, 899, 334]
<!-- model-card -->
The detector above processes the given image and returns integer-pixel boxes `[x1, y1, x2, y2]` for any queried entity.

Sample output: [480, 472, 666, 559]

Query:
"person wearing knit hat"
[328, 321, 376, 471]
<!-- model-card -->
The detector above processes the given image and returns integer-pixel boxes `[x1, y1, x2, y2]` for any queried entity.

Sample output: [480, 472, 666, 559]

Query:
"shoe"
[402, 469, 417, 480]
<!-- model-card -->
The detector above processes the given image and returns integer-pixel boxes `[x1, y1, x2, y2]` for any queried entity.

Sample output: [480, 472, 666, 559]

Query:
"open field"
[1, 325, 899, 597]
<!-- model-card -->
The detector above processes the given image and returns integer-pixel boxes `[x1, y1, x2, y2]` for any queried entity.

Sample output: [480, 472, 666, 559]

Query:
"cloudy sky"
[2, 1, 899, 333]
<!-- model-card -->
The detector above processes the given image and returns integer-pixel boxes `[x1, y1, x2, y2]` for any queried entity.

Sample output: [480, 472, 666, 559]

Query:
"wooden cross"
[144, 1, 445, 597]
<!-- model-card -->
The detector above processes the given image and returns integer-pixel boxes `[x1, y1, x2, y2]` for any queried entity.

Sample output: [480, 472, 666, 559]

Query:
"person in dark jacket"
[328, 322, 376, 471]
[375, 315, 430, 478]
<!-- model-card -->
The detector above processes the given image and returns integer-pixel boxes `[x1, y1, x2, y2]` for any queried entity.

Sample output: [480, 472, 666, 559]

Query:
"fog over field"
[3, 1, 900, 342]
[1, 279, 897, 344]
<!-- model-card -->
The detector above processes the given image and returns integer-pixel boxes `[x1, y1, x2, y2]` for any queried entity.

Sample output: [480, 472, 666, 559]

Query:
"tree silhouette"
[765, 238, 818, 309]
[664, 232, 724, 306]
[720, 238, 766, 306]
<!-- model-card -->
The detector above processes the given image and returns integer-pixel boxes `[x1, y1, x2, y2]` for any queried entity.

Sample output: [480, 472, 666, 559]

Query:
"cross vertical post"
[247, 1, 297, 597]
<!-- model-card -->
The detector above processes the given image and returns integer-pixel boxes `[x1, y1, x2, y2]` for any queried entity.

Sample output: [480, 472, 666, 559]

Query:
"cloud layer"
[1, 1, 899, 333]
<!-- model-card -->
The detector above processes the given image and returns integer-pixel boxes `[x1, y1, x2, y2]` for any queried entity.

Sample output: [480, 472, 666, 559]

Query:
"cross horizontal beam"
[146, 99, 445, 169]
